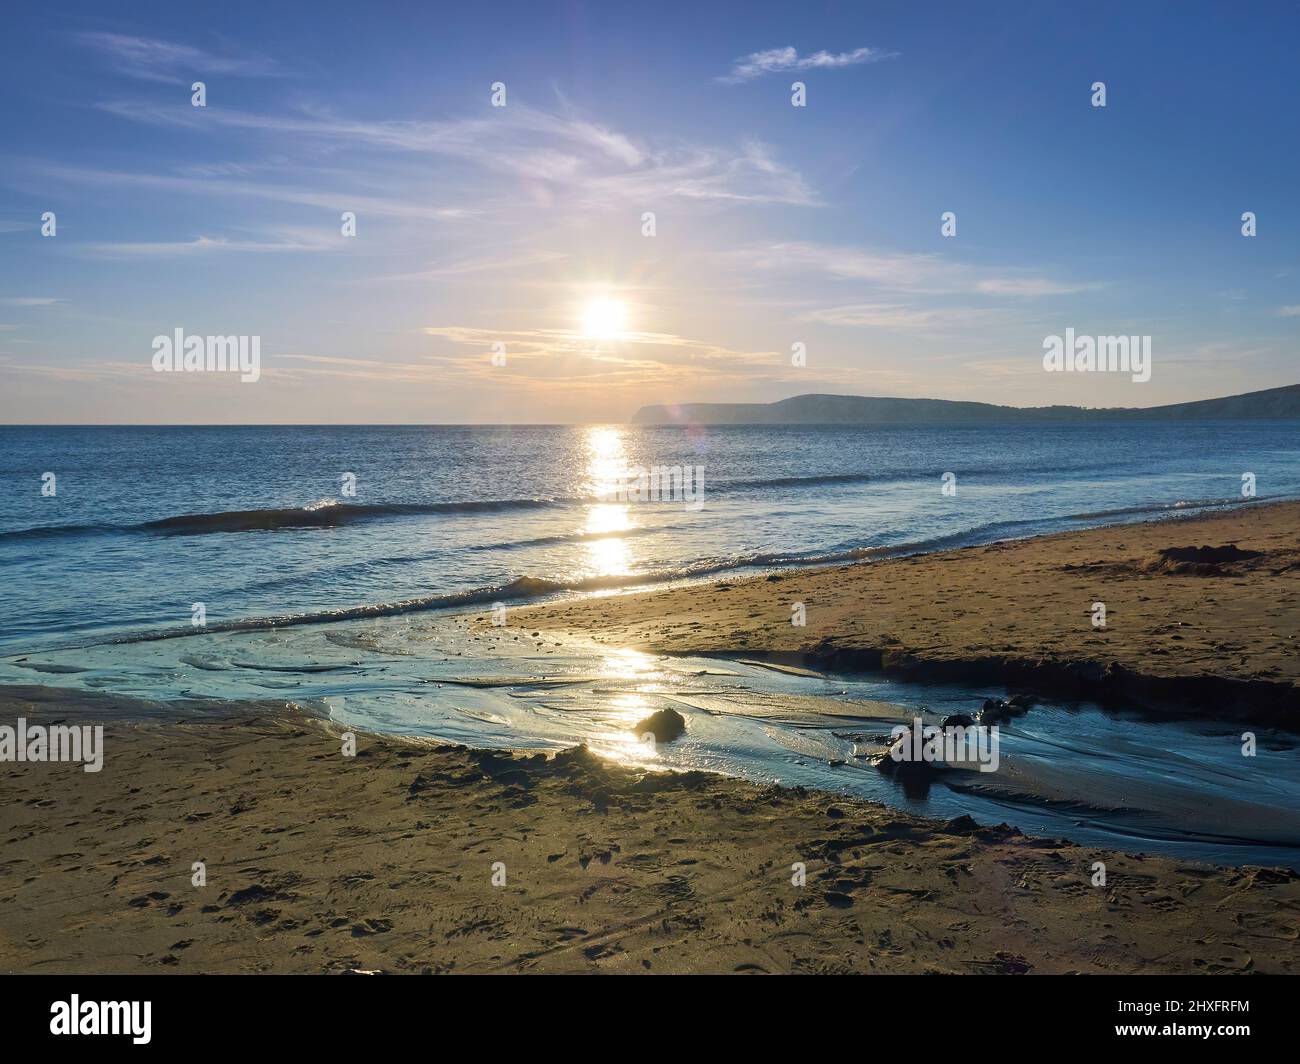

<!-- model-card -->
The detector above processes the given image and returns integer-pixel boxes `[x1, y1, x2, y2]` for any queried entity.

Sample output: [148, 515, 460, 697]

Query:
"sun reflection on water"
[599, 646, 659, 683]
[589, 647, 667, 764]
[583, 425, 635, 578]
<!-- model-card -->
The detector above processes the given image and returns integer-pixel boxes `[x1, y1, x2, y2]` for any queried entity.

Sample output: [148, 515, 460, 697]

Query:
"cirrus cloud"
[719, 46, 898, 84]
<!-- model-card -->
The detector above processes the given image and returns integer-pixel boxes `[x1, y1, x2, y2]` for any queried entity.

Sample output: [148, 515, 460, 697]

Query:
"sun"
[581, 297, 628, 339]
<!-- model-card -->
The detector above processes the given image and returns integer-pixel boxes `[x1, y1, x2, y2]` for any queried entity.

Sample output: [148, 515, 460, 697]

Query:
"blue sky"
[2, 0, 1297, 422]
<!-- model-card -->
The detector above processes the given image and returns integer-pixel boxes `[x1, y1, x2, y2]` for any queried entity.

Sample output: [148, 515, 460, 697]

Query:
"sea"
[4, 421, 1298, 648]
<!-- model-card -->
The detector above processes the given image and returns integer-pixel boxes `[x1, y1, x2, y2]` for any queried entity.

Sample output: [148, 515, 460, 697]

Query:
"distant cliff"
[631, 384, 1300, 425]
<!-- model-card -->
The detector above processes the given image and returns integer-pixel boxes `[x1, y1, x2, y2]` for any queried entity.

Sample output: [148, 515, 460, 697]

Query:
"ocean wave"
[723, 472, 883, 490]
[715, 461, 1111, 493]
[140, 498, 558, 533]
[217, 523, 673, 598]
[101, 575, 584, 644]
[21, 492, 1279, 651]
[0, 462, 1158, 543]
[93, 536, 1002, 646]
[0, 497, 561, 541]
[464, 523, 669, 552]
[1064, 497, 1254, 521]
[1, 482, 1253, 545]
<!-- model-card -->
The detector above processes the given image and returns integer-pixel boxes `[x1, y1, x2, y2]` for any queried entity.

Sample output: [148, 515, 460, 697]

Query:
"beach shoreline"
[507, 500, 1300, 727]
[3, 501, 1298, 974]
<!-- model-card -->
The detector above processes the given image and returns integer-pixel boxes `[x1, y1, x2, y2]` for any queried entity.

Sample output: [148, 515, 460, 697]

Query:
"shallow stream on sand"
[4, 615, 1298, 869]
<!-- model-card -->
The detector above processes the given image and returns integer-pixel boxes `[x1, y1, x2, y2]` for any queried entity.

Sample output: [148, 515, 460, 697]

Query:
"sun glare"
[581, 297, 628, 339]
[583, 425, 633, 577]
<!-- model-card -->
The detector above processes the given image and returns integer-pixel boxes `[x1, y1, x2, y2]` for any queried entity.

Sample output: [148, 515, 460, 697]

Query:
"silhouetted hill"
[631, 384, 1300, 425]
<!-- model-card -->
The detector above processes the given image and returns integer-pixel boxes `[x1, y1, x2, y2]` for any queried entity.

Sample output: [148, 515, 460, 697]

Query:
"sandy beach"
[1, 503, 1298, 975]
[1, 686, 1296, 975]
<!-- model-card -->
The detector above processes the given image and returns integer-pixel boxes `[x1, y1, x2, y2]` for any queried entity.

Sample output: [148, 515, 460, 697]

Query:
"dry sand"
[3, 502, 1299, 975]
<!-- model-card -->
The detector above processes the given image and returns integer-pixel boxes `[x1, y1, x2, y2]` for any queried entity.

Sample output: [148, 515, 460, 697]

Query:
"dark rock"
[633, 707, 686, 743]
[979, 699, 1010, 723]
[942, 713, 976, 728]
[980, 697, 1028, 724]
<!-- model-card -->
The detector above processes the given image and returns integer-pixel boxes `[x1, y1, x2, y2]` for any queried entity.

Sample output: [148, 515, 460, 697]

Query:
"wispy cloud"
[76, 32, 285, 84]
[0, 296, 62, 306]
[975, 277, 1099, 297]
[93, 100, 818, 209]
[730, 242, 963, 290]
[722, 241, 1094, 299]
[421, 324, 793, 387]
[95, 99, 640, 167]
[802, 303, 1004, 332]
[719, 46, 898, 84]
[1278, 305, 1300, 317]
[80, 230, 345, 258]
[38, 163, 471, 222]
[579, 139, 818, 207]
[375, 250, 570, 284]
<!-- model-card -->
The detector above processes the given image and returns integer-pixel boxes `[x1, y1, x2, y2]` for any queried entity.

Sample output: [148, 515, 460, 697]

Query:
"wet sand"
[511, 501, 1300, 725]
[1, 685, 1296, 975]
